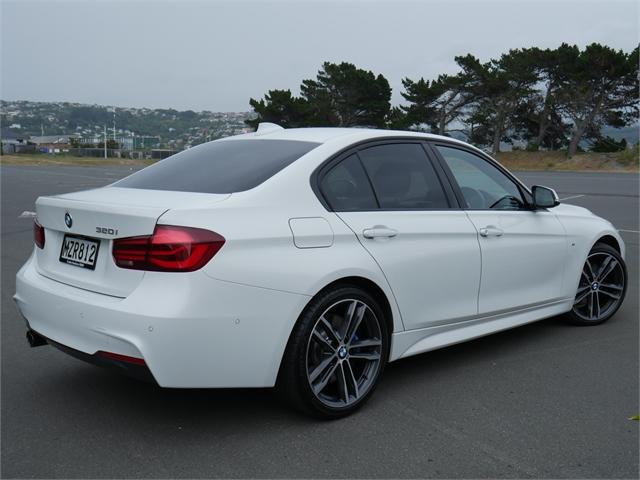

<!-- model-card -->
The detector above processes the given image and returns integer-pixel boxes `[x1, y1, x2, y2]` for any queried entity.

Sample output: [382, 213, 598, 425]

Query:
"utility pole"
[113, 112, 116, 143]
[104, 125, 107, 159]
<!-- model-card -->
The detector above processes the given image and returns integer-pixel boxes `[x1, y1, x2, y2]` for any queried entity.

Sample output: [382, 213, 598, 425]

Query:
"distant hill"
[601, 124, 639, 144]
[446, 124, 639, 150]
[1, 100, 253, 149]
[2, 99, 637, 150]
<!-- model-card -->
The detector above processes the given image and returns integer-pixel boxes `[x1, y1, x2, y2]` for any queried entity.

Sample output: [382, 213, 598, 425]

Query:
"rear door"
[318, 141, 481, 331]
[432, 143, 568, 314]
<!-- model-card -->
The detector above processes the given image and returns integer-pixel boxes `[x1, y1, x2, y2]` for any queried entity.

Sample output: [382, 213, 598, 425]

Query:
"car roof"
[223, 124, 478, 151]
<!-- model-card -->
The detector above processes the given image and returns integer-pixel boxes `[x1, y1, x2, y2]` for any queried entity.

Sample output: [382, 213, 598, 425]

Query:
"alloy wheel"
[573, 252, 625, 322]
[305, 299, 383, 408]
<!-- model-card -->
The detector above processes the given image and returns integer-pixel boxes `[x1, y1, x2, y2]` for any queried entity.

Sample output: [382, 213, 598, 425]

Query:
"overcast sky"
[1, 0, 638, 112]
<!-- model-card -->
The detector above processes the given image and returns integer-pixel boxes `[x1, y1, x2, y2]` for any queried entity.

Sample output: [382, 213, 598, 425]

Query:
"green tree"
[385, 106, 411, 130]
[589, 136, 627, 152]
[558, 44, 639, 157]
[463, 50, 539, 153]
[300, 62, 391, 127]
[400, 60, 476, 135]
[514, 97, 570, 150]
[515, 45, 578, 149]
[247, 62, 392, 129]
[246, 89, 310, 129]
[97, 139, 119, 149]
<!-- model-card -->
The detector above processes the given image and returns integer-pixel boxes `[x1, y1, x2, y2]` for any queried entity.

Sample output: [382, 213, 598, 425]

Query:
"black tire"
[565, 242, 627, 326]
[278, 284, 390, 419]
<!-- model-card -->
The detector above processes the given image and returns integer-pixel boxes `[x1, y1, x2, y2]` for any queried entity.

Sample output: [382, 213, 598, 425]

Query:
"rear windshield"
[114, 139, 320, 193]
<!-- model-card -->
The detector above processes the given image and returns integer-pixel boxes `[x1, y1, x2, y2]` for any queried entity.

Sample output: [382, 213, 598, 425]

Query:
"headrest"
[373, 163, 411, 198]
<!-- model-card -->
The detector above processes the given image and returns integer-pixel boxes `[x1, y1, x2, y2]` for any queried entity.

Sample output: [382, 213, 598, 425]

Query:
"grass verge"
[0, 154, 155, 167]
[496, 149, 639, 172]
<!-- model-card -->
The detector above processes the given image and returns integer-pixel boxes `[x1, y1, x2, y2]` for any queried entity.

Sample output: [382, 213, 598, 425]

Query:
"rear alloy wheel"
[568, 243, 627, 325]
[280, 286, 389, 418]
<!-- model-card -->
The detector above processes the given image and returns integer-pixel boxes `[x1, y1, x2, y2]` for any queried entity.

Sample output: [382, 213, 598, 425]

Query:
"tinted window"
[436, 146, 526, 210]
[115, 139, 319, 194]
[320, 154, 378, 211]
[359, 144, 449, 209]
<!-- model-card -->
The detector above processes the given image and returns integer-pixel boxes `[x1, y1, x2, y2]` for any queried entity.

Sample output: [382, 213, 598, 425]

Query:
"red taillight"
[112, 225, 225, 272]
[34, 219, 45, 249]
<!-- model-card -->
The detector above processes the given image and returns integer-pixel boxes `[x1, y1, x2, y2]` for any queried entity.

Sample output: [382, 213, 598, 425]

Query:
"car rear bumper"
[14, 254, 311, 388]
[29, 329, 157, 383]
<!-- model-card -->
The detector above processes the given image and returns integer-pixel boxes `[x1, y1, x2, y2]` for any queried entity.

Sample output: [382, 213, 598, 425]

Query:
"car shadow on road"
[34, 316, 570, 427]
[384, 316, 568, 381]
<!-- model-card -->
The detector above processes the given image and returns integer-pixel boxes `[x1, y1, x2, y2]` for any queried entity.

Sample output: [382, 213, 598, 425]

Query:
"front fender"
[554, 205, 625, 299]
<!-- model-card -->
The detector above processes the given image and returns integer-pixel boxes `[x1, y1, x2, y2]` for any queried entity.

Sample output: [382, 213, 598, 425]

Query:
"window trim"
[428, 141, 535, 211]
[355, 152, 382, 209]
[319, 152, 381, 211]
[311, 138, 460, 212]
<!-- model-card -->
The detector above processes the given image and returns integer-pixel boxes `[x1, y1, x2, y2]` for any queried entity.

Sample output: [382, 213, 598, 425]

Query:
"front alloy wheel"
[569, 243, 627, 325]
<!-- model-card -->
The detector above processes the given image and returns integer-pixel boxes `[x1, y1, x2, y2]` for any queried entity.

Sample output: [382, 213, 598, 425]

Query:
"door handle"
[479, 225, 504, 237]
[363, 226, 398, 239]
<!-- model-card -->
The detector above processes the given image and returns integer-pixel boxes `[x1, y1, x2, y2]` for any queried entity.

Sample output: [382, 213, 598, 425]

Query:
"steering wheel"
[489, 195, 521, 209]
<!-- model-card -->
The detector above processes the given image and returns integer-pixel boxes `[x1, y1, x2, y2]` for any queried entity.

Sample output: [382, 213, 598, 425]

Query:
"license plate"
[59, 235, 100, 270]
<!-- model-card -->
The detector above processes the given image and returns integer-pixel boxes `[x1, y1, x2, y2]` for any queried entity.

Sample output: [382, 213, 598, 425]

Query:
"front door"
[433, 144, 568, 315]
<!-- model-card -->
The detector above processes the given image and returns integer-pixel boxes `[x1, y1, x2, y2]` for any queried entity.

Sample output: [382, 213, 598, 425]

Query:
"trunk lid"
[34, 187, 230, 297]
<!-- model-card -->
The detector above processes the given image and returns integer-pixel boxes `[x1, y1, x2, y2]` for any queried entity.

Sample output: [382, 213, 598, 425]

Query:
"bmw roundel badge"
[64, 212, 73, 229]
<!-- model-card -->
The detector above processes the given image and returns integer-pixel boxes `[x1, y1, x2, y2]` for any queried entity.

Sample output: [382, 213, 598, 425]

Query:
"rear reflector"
[112, 225, 225, 272]
[97, 351, 147, 366]
[34, 219, 45, 249]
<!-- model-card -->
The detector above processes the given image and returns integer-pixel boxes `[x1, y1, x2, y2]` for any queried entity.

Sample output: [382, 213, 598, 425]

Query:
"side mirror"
[532, 185, 560, 209]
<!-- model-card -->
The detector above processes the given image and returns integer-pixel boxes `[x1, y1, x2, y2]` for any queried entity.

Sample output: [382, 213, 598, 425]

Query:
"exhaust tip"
[26, 330, 47, 348]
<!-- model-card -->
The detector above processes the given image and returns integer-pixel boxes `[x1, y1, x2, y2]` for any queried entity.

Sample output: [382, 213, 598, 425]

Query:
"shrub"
[526, 142, 540, 152]
[590, 136, 627, 152]
[618, 144, 639, 166]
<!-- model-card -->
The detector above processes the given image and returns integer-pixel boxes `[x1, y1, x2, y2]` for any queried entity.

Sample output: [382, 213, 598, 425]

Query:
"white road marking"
[18, 211, 37, 219]
[618, 229, 640, 234]
[559, 194, 586, 201]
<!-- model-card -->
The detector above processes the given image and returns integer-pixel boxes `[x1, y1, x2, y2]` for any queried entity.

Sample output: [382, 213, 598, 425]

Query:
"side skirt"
[389, 298, 573, 361]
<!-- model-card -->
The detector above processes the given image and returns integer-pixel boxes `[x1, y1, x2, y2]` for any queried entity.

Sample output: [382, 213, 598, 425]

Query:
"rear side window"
[359, 144, 450, 209]
[115, 139, 320, 194]
[320, 154, 378, 211]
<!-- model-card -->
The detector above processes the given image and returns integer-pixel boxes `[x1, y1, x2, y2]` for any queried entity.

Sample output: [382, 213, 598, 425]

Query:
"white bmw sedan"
[15, 124, 627, 417]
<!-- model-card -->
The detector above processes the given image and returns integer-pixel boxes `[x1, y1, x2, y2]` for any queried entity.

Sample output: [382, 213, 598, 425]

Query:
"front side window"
[115, 139, 320, 194]
[320, 154, 378, 211]
[436, 146, 526, 210]
[358, 144, 449, 209]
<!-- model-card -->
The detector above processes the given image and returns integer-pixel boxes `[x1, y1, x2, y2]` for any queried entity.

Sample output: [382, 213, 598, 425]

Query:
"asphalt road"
[1, 165, 638, 479]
